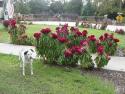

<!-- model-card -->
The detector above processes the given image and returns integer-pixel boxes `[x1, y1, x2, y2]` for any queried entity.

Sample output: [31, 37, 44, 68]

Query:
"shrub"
[95, 45, 110, 68]
[3, 20, 10, 28]
[34, 25, 119, 69]
[8, 19, 33, 45]
[115, 29, 125, 35]
[34, 25, 94, 68]
[99, 33, 119, 55]
[88, 35, 97, 53]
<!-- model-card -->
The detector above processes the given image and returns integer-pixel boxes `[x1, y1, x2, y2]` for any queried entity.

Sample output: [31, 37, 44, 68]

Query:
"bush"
[34, 25, 119, 69]
[3, 20, 10, 28]
[115, 29, 125, 35]
[95, 45, 110, 68]
[99, 33, 119, 55]
[8, 19, 33, 45]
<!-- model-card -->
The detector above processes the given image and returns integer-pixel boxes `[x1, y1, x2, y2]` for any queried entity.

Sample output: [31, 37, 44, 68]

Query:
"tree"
[81, 0, 96, 16]
[14, 0, 31, 14]
[50, 1, 64, 14]
[64, 0, 83, 15]
[28, 0, 49, 14]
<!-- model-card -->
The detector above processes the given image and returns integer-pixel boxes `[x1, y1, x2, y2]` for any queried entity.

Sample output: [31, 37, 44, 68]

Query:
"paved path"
[31, 21, 81, 26]
[0, 43, 125, 72]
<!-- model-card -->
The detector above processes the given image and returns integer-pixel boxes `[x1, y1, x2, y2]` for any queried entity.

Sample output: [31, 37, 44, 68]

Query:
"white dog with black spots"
[19, 48, 36, 76]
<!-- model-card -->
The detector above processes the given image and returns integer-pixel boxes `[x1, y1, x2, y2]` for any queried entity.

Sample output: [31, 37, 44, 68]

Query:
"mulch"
[81, 69, 125, 94]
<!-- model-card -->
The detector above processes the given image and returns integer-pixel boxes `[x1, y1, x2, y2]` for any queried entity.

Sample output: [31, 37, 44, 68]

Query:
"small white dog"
[19, 48, 36, 76]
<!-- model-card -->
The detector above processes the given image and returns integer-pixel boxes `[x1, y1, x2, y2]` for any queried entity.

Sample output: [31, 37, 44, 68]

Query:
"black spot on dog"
[24, 51, 28, 55]
[30, 49, 34, 52]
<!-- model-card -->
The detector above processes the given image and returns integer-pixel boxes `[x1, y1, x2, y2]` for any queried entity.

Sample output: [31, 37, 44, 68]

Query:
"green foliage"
[81, 0, 96, 16]
[95, 54, 109, 68]
[50, 1, 64, 14]
[14, 1, 31, 14]
[64, 0, 83, 15]
[8, 22, 33, 45]
[80, 51, 94, 69]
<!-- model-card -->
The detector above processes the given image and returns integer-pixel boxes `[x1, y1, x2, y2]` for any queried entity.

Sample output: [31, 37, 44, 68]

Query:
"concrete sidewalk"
[0, 43, 125, 72]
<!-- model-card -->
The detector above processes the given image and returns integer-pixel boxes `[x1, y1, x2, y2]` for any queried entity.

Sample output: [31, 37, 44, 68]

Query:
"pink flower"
[41, 28, 51, 34]
[80, 40, 88, 46]
[34, 32, 41, 40]
[64, 49, 73, 58]
[97, 45, 104, 55]
[58, 37, 68, 43]
[71, 46, 85, 55]
[51, 33, 58, 39]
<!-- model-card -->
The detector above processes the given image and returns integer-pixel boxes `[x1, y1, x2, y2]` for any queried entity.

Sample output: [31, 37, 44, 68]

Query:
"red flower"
[76, 31, 82, 36]
[58, 37, 68, 43]
[41, 28, 51, 34]
[71, 46, 85, 55]
[64, 49, 73, 58]
[82, 30, 88, 36]
[88, 35, 96, 41]
[34, 32, 41, 40]
[114, 38, 120, 42]
[75, 47, 85, 55]
[97, 45, 104, 55]
[80, 40, 88, 46]
[51, 33, 58, 39]
[104, 33, 109, 38]
[99, 35, 104, 41]
[9, 19, 16, 28]
[109, 34, 114, 39]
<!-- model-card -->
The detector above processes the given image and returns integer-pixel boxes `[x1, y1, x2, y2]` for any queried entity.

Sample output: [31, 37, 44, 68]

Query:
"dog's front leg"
[22, 62, 25, 76]
[31, 61, 33, 75]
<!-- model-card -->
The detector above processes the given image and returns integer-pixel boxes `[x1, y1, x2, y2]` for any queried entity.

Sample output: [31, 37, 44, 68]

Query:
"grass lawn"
[0, 54, 115, 94]
[0, 24, 125, 48]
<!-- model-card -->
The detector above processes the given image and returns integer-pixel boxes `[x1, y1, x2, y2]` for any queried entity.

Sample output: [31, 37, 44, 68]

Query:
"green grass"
[0, 24, 125, 48]
[0, 54, 115, 94]
[0, 25, 10, 43]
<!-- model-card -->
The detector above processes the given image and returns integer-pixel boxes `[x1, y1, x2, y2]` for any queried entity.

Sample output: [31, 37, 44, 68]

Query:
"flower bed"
[34, 24, 119, 69]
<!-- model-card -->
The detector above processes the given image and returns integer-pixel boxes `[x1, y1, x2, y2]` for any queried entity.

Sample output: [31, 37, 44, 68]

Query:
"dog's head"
[24, 49, 36, 59]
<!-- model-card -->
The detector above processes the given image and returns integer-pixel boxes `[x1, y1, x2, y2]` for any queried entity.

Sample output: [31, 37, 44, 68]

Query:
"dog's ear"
[30, 49, 34, 52]
[24, 51, 28, 55]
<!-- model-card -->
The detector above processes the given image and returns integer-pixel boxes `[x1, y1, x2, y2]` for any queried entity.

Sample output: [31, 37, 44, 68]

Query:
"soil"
[81, 69, 125, 94]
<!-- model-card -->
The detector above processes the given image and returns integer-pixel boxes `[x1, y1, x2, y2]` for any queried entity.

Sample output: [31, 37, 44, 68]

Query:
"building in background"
[0, 0, 14, 20]
[0, 0, 4, 19]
